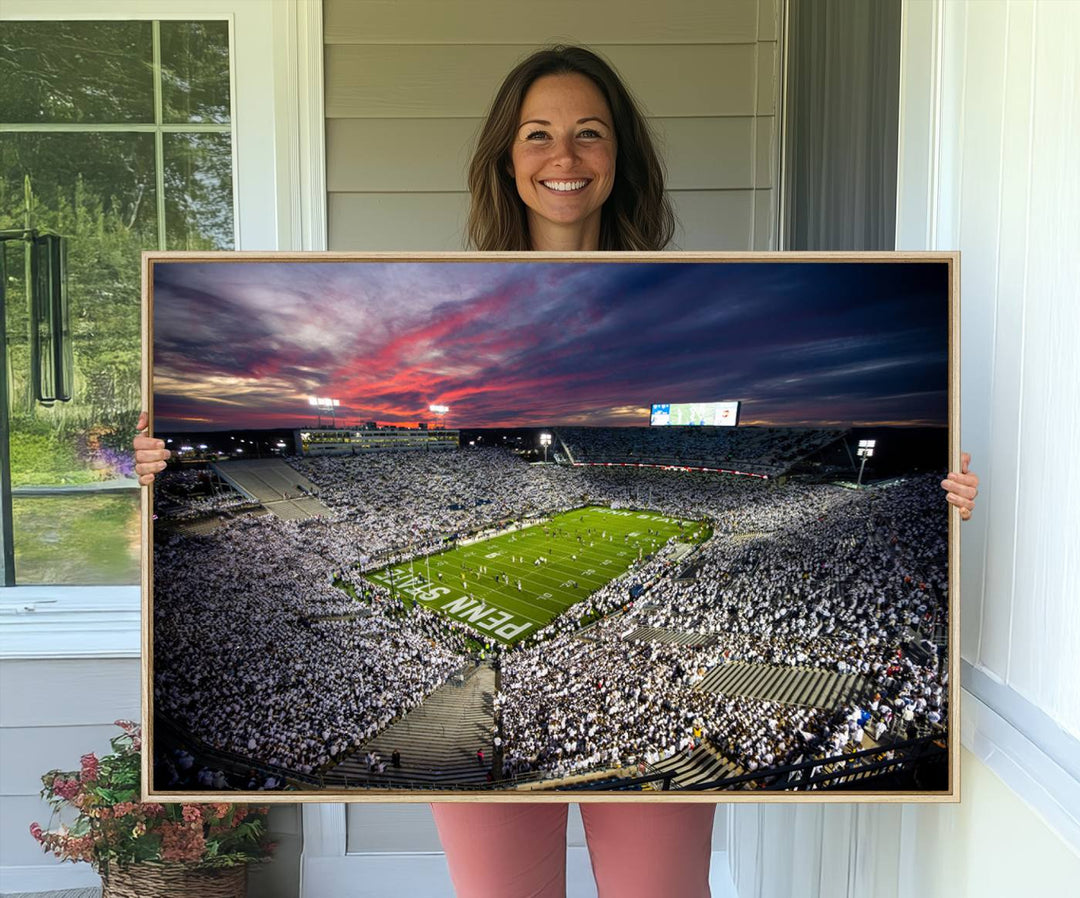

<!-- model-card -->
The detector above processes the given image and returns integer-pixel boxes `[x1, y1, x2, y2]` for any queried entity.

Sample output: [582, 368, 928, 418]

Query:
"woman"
[135, 45, 978, 898]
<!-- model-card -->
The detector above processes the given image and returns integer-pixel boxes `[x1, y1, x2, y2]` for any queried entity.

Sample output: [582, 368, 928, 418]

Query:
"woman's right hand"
[134, 411, 170, 486]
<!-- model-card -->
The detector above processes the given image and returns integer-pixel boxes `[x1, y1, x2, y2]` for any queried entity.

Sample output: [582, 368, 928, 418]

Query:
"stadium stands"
[151, 429, 947, 791]
[555, 426, 846, 477]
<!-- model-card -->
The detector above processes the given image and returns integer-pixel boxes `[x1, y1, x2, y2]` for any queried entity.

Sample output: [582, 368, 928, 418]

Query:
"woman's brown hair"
[467, 46, 675, 251]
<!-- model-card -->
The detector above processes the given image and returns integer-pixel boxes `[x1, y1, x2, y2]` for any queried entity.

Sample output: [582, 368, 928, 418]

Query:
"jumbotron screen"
[650, 401, 740, 427]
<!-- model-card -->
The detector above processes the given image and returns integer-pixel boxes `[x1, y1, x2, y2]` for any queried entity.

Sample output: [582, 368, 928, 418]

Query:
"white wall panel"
[754, 187, 778, 249]
[756, 40, 779, 116]
[346, 802, 444, 853]
[324, 0, 781, 254]
[754, 116, 776, 189]
[670, 190, 757, 250]
[326, 44, 760, 120]
[326, 118, 480, 192]
[0, 659, 140, 728]
[655, 118, 759, 189]
[732, 752, 1080, 898]
[952, 0, 1010, 675]
[325, 0, 761, 45]
[976, 0, 1033, 686]
[328, 192, 469, 250]
[898, 0, 1080, 735]
[1, 795, 74, 868]
[0, 658, 140, 871]
[1006, 2, 1080, 726]
[730, 3, 1080, 896]
[327, 117, 768, 193]
[0, 724, 121, 795]
[758, 0, 781, 43]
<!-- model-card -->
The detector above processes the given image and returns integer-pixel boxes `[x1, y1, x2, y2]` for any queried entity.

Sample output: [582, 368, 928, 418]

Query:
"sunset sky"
[152, 259, 949, 432]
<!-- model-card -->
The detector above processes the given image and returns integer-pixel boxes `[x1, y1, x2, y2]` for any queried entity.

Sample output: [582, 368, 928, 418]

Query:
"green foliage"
[12, 493, 140, 585]
[2, 162, 144, 484]
[7, 424, 91, 485]
[1, 20, 234, 495]
[31, 722, 274, 873]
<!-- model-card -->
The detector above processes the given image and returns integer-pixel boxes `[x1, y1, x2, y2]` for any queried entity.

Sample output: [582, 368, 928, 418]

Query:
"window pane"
[12, 494, 140, 585]
[2, 133, 154, 492]
[1, 19, 235, 586]
[2, 132, 150, 583]
[164, 133, 235, 250]
[0, 21, 154, 124]
[160, 21, 232, 124]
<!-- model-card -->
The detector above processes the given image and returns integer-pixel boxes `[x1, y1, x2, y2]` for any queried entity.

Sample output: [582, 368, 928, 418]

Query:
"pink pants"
[431, 802, 715, 898]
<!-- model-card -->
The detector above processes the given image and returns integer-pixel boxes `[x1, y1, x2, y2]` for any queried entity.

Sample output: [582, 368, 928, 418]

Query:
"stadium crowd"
[153, 436, 947, 784]
[496, 474, 947, 777]
[154, 515, 473, 774]
[555, 426, 844, 476]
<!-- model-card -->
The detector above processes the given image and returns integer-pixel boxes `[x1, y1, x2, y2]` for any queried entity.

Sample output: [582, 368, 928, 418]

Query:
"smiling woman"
[509, 73, 617, 250]
[466, 45, 673, 252]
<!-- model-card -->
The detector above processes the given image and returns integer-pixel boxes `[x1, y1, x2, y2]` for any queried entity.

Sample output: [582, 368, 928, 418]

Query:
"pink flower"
[160, 821, 206, 863]
[52, 778, 80, 801]
[181, 805, 202, 824]
[29, 822, 43, 842]
[80, 753, 99, 782]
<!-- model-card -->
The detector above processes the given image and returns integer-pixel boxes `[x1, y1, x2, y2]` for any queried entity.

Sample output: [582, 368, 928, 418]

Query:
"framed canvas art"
[143, 251, 959, 802]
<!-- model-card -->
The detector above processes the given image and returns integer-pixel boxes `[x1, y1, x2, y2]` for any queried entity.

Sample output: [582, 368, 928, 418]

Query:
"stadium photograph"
[146, 254, 955, 799]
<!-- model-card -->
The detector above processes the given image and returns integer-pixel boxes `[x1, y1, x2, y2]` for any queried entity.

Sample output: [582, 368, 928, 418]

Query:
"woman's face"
[509, 73, 616, 248]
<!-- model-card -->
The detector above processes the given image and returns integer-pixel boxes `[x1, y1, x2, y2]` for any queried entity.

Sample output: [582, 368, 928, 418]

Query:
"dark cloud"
[153, 260, 949, 430]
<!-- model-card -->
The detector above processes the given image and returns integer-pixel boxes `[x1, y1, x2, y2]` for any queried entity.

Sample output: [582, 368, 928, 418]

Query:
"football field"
[365, 506, 708, 646]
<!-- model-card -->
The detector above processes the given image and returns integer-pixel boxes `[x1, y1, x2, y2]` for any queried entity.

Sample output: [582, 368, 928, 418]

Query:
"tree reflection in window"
[0, 20, 234, 584]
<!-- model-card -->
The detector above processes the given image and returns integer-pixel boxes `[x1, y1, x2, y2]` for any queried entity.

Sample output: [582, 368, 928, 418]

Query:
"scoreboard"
[650, 401, 740, 427]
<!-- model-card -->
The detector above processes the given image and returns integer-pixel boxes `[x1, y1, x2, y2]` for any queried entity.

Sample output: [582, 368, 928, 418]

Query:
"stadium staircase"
[646, 740, 742, 789]
[697, 661, 872, 711]
[211, 458, 331, 520]
[322, 661, 496, 788]
[621, 625, 718, 647]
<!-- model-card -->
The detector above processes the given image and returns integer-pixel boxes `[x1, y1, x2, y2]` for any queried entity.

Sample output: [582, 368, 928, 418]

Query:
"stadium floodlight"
[855, 439, 877, 487]
[540, 432, 552, 463]
[429, 403, 450, 428]
[309, 395, 341, 428]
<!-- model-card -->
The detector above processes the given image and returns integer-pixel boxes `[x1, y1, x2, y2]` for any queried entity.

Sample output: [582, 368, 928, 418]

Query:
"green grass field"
[365, 506, 709, 646]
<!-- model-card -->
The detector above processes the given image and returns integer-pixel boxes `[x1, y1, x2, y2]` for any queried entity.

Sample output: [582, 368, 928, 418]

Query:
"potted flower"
[30, 720, 274, 897]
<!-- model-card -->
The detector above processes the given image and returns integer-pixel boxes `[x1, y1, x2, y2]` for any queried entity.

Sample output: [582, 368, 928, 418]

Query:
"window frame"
[0, 0, 325, 657]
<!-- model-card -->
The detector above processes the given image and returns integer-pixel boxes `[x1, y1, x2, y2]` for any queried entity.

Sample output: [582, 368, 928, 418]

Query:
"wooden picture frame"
[142, 250, 959, 803]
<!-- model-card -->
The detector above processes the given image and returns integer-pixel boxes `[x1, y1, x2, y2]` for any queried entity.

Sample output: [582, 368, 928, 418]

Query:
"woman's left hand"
[941, 452, 979, 521]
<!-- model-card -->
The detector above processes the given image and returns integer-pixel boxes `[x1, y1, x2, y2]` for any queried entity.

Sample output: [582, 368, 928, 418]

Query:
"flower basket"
[31, 721, 274, 890]
[101, 861, 246, 898]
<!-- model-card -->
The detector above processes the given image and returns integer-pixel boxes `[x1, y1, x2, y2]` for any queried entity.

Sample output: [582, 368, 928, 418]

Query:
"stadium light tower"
[856, 439, 876, 488]
[309, 396, 341, 428]
[429, 404, 450, 429]
[539, 432, 552, 463]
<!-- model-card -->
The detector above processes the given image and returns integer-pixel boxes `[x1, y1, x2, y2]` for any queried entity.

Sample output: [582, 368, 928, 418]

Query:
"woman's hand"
[134, 411, 170, 486]
[941, 451, 979, 521]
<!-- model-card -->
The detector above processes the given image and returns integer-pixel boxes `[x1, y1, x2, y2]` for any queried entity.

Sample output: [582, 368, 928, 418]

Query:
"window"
[0, 18, 234, 584]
